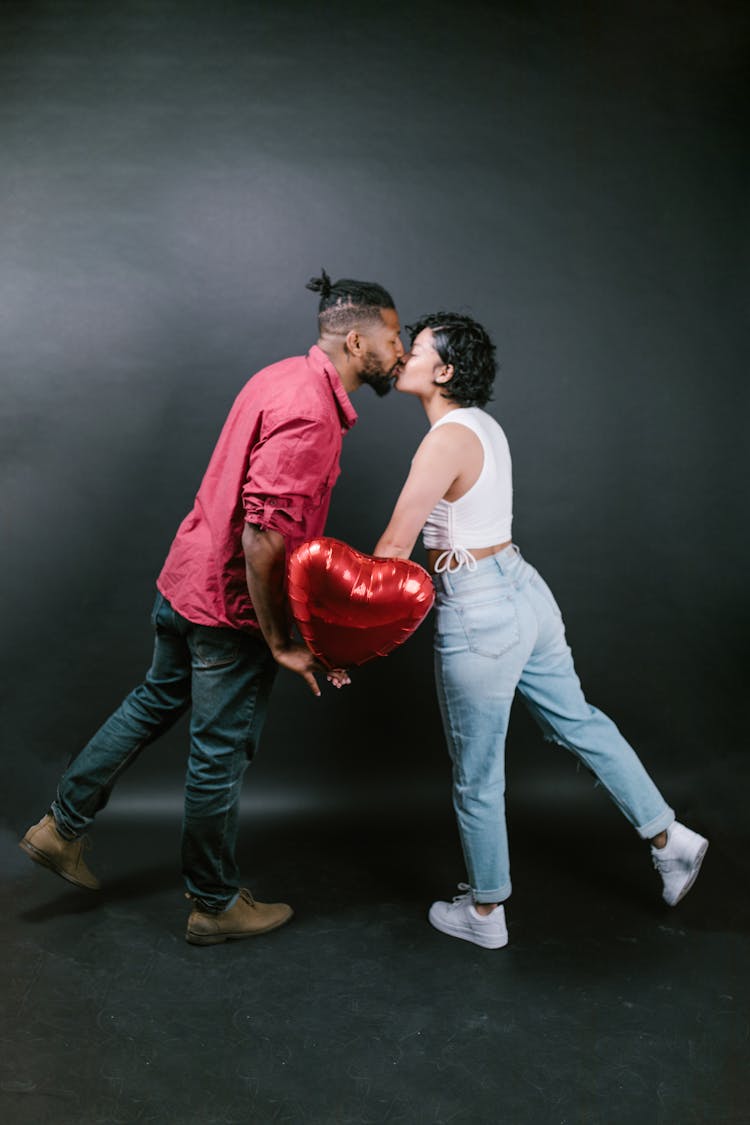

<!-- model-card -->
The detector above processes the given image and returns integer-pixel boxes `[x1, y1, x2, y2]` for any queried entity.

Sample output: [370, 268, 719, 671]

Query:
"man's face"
[357, 308, 405, 397]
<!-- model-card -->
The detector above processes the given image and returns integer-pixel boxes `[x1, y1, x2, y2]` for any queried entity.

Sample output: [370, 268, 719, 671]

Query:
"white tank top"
[422, 407, 513, 572]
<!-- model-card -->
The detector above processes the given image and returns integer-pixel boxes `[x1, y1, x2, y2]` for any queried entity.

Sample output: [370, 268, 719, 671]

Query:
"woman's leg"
[516, 568, 674, 839]
[433, 563, 537, 904]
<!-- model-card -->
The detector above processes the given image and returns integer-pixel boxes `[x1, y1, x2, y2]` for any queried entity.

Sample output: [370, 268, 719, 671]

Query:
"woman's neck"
[424, 394, 465, 427]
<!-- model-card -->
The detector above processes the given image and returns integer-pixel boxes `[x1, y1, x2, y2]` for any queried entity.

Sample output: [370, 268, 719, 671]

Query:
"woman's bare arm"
[374, 424, 473, 558]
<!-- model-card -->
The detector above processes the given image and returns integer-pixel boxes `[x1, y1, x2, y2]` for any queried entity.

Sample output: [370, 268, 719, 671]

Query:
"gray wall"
[2, 1, 747, 831]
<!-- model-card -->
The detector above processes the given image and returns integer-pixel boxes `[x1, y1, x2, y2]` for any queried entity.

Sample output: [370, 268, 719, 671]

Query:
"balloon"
[287, 537, 435, 668]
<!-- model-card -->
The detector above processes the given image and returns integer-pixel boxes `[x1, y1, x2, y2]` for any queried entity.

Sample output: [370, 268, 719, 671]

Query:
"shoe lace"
[651, 850, 679, 873]
[451, 882, 474, 907]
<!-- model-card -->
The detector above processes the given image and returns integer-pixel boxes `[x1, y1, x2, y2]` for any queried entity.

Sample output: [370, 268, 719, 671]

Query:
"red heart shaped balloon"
[287, 537, 435, 668]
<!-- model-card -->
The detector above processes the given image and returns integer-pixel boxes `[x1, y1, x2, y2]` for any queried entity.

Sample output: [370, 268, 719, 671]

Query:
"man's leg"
[180, 624, 292, 944]
[21, 593, 192, 887]
[52, 593, 192, 837]
[180, 624, 277, 913]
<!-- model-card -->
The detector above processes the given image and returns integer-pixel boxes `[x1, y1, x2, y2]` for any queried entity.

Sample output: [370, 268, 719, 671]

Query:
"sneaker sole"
[665, 839, 709, 906]
[185, 909, 294, 946]
[18, 839, 100, 891]
[428, 909, 508, 950]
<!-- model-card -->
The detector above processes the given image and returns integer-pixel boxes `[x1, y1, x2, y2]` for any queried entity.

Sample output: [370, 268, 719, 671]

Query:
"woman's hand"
[326, 668, 351, 689]
[273, 641, 350, 696]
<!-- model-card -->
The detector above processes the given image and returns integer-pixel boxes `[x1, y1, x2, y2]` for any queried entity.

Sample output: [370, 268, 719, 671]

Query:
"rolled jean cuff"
[636, 807, 675, 840]
[191, 890, 239, 915]
[473, 882, 512, 905]
[49, 803, 80, 841]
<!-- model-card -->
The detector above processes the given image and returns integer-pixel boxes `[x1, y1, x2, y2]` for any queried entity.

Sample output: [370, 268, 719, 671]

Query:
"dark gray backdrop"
[2, 1, 747, 841]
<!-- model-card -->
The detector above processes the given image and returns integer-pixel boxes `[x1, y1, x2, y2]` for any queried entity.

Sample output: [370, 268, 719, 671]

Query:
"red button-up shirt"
[157, 345, 357, 631]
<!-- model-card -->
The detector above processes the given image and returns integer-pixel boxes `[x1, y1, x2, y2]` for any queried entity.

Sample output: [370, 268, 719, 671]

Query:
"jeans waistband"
[434, 543, 522, 596]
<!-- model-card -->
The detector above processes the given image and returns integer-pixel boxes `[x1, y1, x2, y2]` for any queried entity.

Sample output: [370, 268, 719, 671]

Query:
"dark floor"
[3, 799, 749, 1125]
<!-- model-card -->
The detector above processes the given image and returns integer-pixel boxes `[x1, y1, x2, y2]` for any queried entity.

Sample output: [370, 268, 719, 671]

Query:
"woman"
[374, 313, 708, 949]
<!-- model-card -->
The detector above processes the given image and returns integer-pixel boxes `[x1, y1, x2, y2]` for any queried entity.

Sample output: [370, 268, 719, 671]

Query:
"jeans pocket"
[457, 594, 520, 658]
[192, 627, 242, 669]
[151, 592, 170, 628]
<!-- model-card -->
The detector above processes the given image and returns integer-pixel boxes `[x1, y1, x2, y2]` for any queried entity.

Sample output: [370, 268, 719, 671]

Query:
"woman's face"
[394, 328, 447, 397]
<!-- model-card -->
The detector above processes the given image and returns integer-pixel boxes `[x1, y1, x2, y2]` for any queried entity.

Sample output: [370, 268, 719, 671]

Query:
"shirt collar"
[308, 345, 358, 433]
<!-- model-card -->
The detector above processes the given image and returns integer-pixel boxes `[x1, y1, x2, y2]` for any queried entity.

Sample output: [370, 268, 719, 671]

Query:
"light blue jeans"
[433, 544, 674, 903]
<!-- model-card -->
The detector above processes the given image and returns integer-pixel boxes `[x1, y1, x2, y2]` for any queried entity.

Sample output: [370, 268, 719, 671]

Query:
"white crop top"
[422, 407, 513, 572]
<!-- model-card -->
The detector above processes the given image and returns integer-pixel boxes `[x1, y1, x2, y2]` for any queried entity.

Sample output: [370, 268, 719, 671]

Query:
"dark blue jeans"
[52, 592, 277, 911]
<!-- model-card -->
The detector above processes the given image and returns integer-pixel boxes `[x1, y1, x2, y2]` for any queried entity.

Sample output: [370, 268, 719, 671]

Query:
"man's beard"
[359, 352, 395, 397]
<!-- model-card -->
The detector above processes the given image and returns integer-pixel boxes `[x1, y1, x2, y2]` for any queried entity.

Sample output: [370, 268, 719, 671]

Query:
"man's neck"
[316, 337, 361, 394]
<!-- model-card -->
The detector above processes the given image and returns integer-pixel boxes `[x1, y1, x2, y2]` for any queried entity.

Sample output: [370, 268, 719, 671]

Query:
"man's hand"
[273, 641, 350, 697]
[242, 523, 351, 695]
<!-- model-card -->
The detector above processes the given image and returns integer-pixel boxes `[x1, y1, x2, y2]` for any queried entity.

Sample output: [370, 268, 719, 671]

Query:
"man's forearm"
[242, 522, 350, 695]
[242, 523, 293, 656]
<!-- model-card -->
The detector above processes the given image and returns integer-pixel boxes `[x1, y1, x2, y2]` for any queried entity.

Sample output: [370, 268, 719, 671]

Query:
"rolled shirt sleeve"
[242, 414, 341, 544]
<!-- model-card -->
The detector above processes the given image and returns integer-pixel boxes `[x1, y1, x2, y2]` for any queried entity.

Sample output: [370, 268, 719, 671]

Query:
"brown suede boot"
[19, 813, 100, 890]
[186, 887, 293, 945]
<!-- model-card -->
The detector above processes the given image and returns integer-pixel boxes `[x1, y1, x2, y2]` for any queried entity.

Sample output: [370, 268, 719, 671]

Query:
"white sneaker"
[651, 821, 709, 905]
[428, 885, 508, 949]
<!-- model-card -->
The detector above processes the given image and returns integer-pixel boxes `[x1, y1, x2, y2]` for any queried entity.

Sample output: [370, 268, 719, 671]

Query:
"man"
[19, 270, 404, 945]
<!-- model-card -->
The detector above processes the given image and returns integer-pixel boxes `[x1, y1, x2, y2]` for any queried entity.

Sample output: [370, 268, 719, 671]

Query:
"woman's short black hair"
[407, 311, 497, 408]
[307, 268, 395, 334]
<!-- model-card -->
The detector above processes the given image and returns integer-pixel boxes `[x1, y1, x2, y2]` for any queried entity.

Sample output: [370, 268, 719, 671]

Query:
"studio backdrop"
[1, 0, 747, 838]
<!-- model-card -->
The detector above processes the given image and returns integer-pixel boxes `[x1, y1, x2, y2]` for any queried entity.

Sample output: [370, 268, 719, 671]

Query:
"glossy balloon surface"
[288, 537, 435, 668]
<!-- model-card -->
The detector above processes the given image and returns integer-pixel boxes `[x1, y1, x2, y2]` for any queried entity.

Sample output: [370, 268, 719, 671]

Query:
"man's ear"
[344, 329, 362, 357]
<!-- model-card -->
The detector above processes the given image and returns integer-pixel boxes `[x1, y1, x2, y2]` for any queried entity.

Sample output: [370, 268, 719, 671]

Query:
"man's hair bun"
[306, 269, 333, 299]
[305, 269, 395, 330]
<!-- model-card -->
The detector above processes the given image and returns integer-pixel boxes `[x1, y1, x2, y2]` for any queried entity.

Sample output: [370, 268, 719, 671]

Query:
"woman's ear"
[436, 364, 454, 384]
